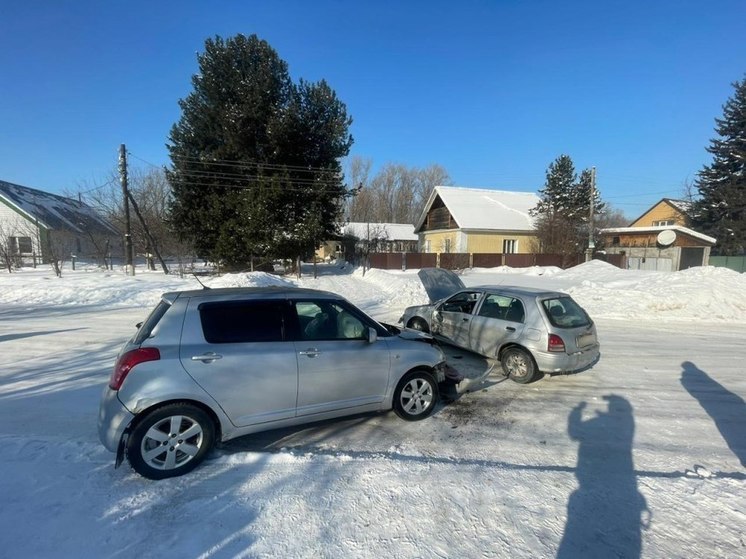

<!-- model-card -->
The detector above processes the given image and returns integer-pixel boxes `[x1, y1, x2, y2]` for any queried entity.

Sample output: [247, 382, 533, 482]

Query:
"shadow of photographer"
[557, 395, 649, 559]
[681, 361, 746, 468]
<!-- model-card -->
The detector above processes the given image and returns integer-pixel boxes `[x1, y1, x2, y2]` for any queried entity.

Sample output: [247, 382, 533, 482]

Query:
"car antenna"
[192, 273, 211, 290]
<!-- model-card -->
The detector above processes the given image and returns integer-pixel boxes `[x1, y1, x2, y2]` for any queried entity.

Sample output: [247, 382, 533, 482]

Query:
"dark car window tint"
[542, 297, 591, 328]
[199, 301, 285, 343]
[133, 299, 171, 344]
[504, 298, 525, 323]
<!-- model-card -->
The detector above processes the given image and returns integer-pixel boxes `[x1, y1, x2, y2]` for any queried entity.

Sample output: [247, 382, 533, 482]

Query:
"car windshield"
[542, 297, 591, 328]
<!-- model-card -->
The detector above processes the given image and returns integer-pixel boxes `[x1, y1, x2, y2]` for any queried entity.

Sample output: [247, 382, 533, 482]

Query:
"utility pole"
[585, 166, 596, 262]
[119, 144, 135, 275]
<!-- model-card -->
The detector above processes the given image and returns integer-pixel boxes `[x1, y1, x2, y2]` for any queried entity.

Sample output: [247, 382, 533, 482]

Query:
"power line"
[166, 179, 353, 195]
[170, 154, 341, 174]
[78, 177, 118, 195]
[133, 151, 344, 175]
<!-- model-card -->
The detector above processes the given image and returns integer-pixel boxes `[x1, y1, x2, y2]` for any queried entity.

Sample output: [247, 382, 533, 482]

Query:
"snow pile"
[561, 261, 746, 321]
[460, 260, 746, 323]
[207, 271, 298, 289]
[1, 261, 744, 323]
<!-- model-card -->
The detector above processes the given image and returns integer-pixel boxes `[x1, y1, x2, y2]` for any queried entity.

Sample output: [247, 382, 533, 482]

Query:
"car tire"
[126, 403, 215, 480]
[501, 347, 539, 384]
[393, 370, 439, 421]
[407, 318, 430, 333]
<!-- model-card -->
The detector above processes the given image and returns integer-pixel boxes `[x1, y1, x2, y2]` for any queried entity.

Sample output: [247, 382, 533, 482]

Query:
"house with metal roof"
[599, 198, 715, 271]
[0, 179, 120, 267]
[413, 186, 540, 254]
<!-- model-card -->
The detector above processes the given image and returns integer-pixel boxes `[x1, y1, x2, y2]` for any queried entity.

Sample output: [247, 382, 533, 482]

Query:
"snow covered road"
[0, 264, 744, 558]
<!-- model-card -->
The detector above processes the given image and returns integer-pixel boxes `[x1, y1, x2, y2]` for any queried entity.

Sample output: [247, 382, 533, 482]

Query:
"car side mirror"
[136, 321, 143, 329]
[367, 327, 378, 344]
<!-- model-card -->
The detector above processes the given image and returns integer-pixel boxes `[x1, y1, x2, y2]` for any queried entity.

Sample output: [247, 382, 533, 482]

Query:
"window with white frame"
[653, 220, 675, 226]
[502, 239, 517, 254]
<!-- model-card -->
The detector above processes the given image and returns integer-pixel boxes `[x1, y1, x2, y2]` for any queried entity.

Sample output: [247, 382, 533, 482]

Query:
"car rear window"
[199, 300, 285, 343]
[133, 299, 171, 345]
[542, 297, 591, 328]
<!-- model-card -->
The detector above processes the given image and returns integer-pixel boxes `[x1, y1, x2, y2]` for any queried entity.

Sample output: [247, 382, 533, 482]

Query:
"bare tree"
[345, 156, 375, 223]
[0, 222, 16, 272]
[78, 166, 195, 271]
[345, 159, 451, 224]
[46, 230, 77, 277]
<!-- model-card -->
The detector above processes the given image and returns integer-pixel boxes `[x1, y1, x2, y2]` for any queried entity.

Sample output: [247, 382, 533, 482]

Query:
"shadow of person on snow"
[681, 361, 746, 468]
[557, 395, 649, 559]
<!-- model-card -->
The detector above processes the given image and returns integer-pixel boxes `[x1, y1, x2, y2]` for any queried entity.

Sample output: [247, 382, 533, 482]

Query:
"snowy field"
[1, 261, 745, 558]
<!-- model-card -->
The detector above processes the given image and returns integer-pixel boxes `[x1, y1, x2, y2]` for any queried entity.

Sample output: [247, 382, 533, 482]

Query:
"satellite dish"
[657, 229, 676, 247]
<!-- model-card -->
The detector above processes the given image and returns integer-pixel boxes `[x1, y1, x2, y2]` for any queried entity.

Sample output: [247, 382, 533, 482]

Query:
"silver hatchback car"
[399, 270, 600, 384]
[98, 287, 448, 479]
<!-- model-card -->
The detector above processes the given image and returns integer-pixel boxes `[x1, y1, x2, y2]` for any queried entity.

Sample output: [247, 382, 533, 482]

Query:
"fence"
[709, 255, 746, 273]
[367, 252, 625, 271]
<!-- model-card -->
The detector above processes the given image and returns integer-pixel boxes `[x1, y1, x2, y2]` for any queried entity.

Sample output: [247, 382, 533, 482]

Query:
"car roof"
[162, 286, 344, 300]
[471, 285, 568, 299]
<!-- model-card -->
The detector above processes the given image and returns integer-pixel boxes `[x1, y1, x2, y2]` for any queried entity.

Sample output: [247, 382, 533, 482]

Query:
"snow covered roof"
[415, 186, 539, 232]
[600, 225, 716, 244]
[665, 198, 693, 215]
[0, 179, 119, 236]
[342, 222, 418, 241]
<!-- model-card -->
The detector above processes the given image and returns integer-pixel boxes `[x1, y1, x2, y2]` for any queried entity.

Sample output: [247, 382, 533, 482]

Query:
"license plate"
[576, 333, 596, 348]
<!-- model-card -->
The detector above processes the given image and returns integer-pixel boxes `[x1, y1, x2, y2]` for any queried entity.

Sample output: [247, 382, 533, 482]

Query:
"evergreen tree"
[531, 155, 605, 255]
[533, 154, 577, 219]
[692, 77, 746, 255]
[166, 34, 353, 267]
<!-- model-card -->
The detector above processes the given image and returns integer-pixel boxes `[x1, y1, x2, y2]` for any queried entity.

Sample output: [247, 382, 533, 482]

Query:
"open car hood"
[417, 268, 466, 303]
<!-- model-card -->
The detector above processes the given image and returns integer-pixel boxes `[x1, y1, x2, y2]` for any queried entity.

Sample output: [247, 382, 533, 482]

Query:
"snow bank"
[1, 261, 744, 323]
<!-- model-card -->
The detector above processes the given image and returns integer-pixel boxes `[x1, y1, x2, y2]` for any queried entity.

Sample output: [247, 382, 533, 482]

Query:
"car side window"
[441, 291, 481, 314]
[199, 300, 285, 343]
[477, 294, 508, 320]
[504, 298, 525, 323]
[478, 294, 525, 323]
[296, 301, 367, 341]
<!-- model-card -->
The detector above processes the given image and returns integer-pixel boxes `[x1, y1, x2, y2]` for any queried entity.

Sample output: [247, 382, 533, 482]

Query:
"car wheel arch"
[497, 343, 539, 370]
[125, 398, 223, 444]
[406, 317, 430, 332]
[392, 367, 440, 421]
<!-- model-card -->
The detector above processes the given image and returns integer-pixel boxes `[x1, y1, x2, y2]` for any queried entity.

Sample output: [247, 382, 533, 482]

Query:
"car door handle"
[506, 327, 516, 332]
[191, 352, 223, 362]
[462, 317, 470, 322]
[299, 348, 320, 358]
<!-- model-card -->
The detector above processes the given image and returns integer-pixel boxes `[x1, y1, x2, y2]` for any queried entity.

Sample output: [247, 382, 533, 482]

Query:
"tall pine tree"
[692, 77, 746, 255]
[166, 34, 353, 267]
[530, 155, 605, 255]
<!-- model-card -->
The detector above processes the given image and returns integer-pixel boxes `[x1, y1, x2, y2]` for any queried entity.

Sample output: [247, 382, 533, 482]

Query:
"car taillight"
[109, 348, 160, 390]
[548, 334, 565, 353]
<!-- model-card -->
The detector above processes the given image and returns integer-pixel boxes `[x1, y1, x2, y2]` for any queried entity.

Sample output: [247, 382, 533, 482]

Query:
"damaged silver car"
[399, 269, 600, 383]
[99, 286, 449, 479]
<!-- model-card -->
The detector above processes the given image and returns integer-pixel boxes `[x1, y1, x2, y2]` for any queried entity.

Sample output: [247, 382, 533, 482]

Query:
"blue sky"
[1, 0, 745, 218]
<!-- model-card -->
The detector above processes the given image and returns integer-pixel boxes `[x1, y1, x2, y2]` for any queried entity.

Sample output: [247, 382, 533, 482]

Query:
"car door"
[291, 299, 391, 417]
[179, 297, 298, 427]
[432, 290, 481, 348]
[468, 293, 526, 356]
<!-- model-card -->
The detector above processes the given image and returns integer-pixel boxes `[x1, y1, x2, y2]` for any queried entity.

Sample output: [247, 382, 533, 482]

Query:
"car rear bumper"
[534, 343, 600, 373]
[98, 386, 135, 452]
